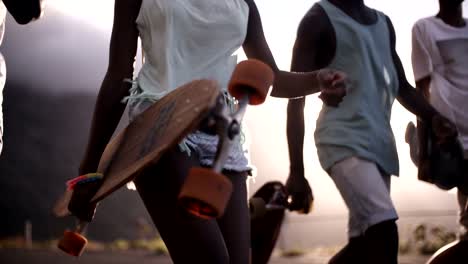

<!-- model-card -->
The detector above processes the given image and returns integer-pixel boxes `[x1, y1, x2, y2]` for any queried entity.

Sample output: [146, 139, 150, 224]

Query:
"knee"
[171, 248, 229, 264]
[364, 220, 399, 264]
[328, 236, 366, 264]
[365, 219, 398, 240]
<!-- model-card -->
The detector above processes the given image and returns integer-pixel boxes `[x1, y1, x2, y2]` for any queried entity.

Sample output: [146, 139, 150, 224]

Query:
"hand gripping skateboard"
[53, 59, 274, 257]
[415, 119, 466, 193]
[249, 181, 312, 264]
[249, 182, 288, 264]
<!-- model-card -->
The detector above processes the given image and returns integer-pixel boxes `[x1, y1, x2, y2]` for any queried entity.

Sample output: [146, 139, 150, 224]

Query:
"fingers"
[287, 189, 314, 214]
[318, 70, 348, 107]
[432, 114, 458, 145]
[319, 87, 346, 107]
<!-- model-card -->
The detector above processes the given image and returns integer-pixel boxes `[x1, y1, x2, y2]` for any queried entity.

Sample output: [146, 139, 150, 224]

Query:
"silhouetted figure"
[0, 0, 44, 155]
[409, 0, 468, 262]
[286, 0, 457, 263]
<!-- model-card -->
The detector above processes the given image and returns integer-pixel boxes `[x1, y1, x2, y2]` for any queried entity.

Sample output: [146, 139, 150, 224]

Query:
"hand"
[317, 69, 348, 107]
[432, 114, 457, 146]
[285, 173, 314, 214]
[68, 180, 102, 222]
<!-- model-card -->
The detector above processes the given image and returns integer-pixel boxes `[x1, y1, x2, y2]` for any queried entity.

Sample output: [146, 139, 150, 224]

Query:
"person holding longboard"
[408, 0, 468, 262]
[65, 0, 348, 263]
[286, 1, 457, 263]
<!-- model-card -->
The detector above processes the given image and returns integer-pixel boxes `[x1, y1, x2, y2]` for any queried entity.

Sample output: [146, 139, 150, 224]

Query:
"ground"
[0, 248, 429, 264]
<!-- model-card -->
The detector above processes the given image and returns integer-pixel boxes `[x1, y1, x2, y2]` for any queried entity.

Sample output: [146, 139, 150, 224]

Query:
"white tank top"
[127, 0, 251, 172]
[128, 0, 249, 111]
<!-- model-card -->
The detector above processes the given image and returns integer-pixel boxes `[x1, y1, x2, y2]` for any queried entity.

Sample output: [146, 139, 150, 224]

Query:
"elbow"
[9, 4, 43, 25]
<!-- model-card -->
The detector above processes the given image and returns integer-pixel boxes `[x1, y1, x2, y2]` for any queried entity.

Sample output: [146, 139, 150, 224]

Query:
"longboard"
[53, 79, 220, 217]
[250, 181, 288, 264]
[54, 59, 276, 257]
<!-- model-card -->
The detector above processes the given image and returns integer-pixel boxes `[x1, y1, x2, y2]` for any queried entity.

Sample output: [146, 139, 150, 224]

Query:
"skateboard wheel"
[228, 59, 274, 105]
[58, 230, 88, 257]
[178, 167, 233, 219]
[249, 197, 267, 219]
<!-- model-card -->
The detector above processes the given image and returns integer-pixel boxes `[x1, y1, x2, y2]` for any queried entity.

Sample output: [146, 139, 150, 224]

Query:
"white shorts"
[330, 157, 398, 238]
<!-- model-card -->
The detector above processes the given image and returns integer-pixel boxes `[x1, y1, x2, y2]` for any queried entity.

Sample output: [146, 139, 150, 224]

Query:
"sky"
[46, 0, 468, 218]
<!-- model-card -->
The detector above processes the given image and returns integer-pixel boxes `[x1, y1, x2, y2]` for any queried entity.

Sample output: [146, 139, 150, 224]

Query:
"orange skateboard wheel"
[249, 197, 267, 219]
[228, 59, 274, 105]
[58, 230, 88, 257]
[178, 167, 233, 219]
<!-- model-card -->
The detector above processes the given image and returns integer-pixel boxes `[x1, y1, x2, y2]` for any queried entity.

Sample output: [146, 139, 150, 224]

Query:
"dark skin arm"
[70, 0, 141, 221]
[387, 16, 437, 121]
[415, 76, 431, 100]
[79, 0, 140, 175]
[386, 16, 457, 140]
[285, 5, 336, 213]
[3, 0, 43, 24]
[242, 0, 346, 101]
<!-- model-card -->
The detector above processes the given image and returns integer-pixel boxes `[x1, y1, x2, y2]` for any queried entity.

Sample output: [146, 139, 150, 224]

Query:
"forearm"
[79, 76, 130, 174]
[3, 0, 42, 24]
[397, 81, 437, 122]
[415, 76, 431, 101]
[287, 99, 306, 177]
[271, 70, 322, 98]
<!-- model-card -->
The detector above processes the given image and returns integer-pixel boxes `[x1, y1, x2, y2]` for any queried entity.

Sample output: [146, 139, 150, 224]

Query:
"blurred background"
[0, 0, 467, 258]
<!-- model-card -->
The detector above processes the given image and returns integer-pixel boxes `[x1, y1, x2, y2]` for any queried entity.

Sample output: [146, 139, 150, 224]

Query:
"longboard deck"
[416, 118, 465, 191]
[54, 80, 220, 216]
[250, 181, 286, 264]
[427, 240, 468, 264]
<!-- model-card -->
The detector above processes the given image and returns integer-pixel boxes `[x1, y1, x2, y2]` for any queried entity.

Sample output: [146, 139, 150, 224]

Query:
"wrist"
[289, 165, 305, 178]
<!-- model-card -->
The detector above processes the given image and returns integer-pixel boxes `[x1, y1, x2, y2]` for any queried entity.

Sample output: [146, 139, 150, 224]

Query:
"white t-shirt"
[412, 16, 468, 150]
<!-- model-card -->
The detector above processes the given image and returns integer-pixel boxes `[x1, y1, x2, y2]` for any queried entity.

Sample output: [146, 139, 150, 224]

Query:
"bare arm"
[387, 16, 457, 141]
[284, 6, 335, 213]
[79, 0, 141, 174]
[287, 6, 334, 178]
[415, 76, 431, 100]
[3, 0, 43, 24]
[242, 0, 345, 99]
[385, 16, 438, 121]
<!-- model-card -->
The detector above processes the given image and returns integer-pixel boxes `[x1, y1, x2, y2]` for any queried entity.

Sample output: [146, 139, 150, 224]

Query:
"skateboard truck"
[249, 182, 289, 219]
[178, 59, 274, 219]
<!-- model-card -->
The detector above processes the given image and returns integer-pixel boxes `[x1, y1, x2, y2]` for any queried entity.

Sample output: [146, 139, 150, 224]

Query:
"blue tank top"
[314, 0, 400, 176]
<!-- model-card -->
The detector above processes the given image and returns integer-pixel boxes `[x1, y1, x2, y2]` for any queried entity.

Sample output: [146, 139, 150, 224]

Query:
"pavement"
[0, 248, 429, 264]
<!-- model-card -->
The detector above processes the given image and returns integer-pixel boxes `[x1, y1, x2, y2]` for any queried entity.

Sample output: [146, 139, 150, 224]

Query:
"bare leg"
[217, 170, 250, 264]
[134, 146, 229, 264]
[458, 189, 468, 241]
[328, 236, 365, 264]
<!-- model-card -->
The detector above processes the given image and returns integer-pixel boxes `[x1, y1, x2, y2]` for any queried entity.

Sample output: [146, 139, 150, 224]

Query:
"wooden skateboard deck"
[250, 181, 288, 264]
[54, 59, 276, 257]
[53, 79, 220, 216]
[426, 240, 468, 264]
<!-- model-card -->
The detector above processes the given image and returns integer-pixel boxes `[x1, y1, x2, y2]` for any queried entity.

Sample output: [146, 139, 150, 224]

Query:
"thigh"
[330, 157, 398, 237]
[217, 170, 250, 264]
[134, 146, 229, 264]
